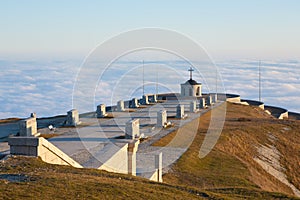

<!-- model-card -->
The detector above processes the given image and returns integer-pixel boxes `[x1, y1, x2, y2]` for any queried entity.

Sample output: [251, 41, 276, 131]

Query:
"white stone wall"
[9, 137, 82, 168]
[19, 117, 37, 137]
[125, 119, 140, 139]
[98, 144, 128, 174]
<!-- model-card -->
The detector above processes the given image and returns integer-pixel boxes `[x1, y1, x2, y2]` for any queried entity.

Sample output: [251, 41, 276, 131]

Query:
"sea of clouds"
[0, 59, 299, 119]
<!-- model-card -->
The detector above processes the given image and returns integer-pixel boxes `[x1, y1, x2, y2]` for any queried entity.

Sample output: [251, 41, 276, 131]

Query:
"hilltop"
[0, 102, 299, 199]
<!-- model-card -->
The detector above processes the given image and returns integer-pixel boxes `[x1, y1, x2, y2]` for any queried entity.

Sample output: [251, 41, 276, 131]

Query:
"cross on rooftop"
[188, 67, 194, 80]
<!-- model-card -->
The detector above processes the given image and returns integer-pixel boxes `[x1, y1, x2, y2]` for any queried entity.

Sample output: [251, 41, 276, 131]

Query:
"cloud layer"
[0, 59, 299, 119]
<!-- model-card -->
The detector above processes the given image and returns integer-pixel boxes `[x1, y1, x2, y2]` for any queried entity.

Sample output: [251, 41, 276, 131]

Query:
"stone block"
[117, 100, 125, 112]
[150, 94, 157, 103]
[190, 101, 197, 112]
[97, 104, 107, 118]
[211, 94, 218, 103]
[155, 152, 163, 182]
[131, 98, 139, 108]
[125, 119, 140, 139]
[66, 109, 80, 126]
[142, 95, 149, 105]
[176, 104, 184, 119]
[199, 98, 206, 109]
[206, 95, 212, 106]
[157, 110, 167, 127]
[19, 117, 38, 137]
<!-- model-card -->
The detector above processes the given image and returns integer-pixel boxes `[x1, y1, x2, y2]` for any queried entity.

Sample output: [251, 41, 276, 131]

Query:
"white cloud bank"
[0, 59, 299, 119]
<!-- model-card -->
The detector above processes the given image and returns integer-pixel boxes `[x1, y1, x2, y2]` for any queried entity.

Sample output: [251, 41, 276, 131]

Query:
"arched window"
[196, 87, 200, 96]
[189, 88, 192, 96]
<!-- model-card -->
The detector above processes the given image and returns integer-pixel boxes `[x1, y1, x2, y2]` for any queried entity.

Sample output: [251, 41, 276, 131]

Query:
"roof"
[183, 79, 201, 85]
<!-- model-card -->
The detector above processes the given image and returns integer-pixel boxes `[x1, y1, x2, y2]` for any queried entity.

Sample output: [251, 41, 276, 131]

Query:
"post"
[117, 100, 125, 112]
[66, 109, 80, 126]
[199, 98, 206, 109]
[19, 117, 38, 137]
[157, 110, 167, 127]
[97, 104, 107, 118]
[190, 101, 196, 112]
[131, 98, 139, 108]
[176, 104, 184, 119]
[142, 95, 149, 105]
[125, 119, 140, 139]
[206, 95, 212, 106]
[127, 140, 139, 176]
[155, 152, 163, 182]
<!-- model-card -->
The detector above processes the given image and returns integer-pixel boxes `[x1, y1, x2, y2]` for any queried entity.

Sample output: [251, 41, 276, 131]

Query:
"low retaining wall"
[265, 105, 289, 119]
[225, 94, 241, 103]
[9, 137, 82, 168]
[288, 112, 300, 120]
[98, 143, 129, 174]
[241, 99, 265, 110]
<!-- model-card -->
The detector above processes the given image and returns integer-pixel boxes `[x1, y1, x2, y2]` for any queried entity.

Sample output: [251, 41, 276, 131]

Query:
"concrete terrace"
[46, 99, 221, 178]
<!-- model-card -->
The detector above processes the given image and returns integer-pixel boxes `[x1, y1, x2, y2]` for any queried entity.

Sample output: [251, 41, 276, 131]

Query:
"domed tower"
[180, 67, 202, 97]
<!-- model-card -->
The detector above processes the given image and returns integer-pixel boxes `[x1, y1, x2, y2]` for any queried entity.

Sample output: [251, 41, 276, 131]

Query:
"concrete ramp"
[9, 137, 82, 168]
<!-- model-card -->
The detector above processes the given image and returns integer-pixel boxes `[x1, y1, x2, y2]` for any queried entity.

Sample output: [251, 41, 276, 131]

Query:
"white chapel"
[180, 67, 202, 97]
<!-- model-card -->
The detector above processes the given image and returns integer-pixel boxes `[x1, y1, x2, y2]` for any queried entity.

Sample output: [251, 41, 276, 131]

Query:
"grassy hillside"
[161, 102, 300, 199]
[0, 103, 299, 199]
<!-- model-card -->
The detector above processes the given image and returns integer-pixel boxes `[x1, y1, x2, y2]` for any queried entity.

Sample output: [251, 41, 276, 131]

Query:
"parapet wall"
[225, 94, 241, 103]
[9, 137, 82, 168]
[241, 99, 265, 110]
[264, 105, 289, 119]
[98, 143, 128, 174]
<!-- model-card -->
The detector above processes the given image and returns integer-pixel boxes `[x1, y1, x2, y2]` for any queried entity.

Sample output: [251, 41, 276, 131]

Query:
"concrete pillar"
[190, 101, 197, 112]
[117, 100, 125, 112]
[97, 104, 107, 118]
[66, 109, 80, 126]
[206, 95, 212, 106]
[199, 98, 206, 109]
[125, 119, 140, 139]
[150, 94, 157, 103]
[155, 152, 163, 182]
[131, 98, 139, 108]
[19, 117, 38, 137]
[127, 140, 140, 176]
[142, 95, 149, 105]
[157, 110, 167, 127]
[211, 94, 218, 103]
[176, 104, 184, 119]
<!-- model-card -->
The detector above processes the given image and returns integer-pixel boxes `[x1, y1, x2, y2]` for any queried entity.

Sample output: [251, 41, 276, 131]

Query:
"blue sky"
[1, 0, 300, 60]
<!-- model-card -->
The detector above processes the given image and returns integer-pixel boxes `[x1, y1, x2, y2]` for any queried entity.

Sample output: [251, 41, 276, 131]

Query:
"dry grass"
[0, 103, 299, 199]
[0, 156, 217, 200]
[162, 102, 300, 199]
[0, 118, 21, 124]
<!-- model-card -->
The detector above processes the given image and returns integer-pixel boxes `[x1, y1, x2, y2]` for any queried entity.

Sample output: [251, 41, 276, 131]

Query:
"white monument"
[190, 101, 197, 113]
[66, 109, 80, 126]
[181, 67, 202, 97]
[206, 95, 212, 106]
[125, 119, 140, 139]
[117, 100, 125, 111]
[155, 152, 163, 182]
[157, 110, 167, 127]
[150, 94, 157, 103]
[141, 95, 149, 105]
[211, 93, 218, 103]
[176, 104, 185, 119]
[19, 116, 38, 137]
[97, 104, 107, 118]
[131, 98, 139, 108]
[199, 98, 206, 109]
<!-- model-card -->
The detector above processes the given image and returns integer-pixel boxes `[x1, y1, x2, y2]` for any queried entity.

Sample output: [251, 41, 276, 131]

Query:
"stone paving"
[0, 99, 222, 179]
